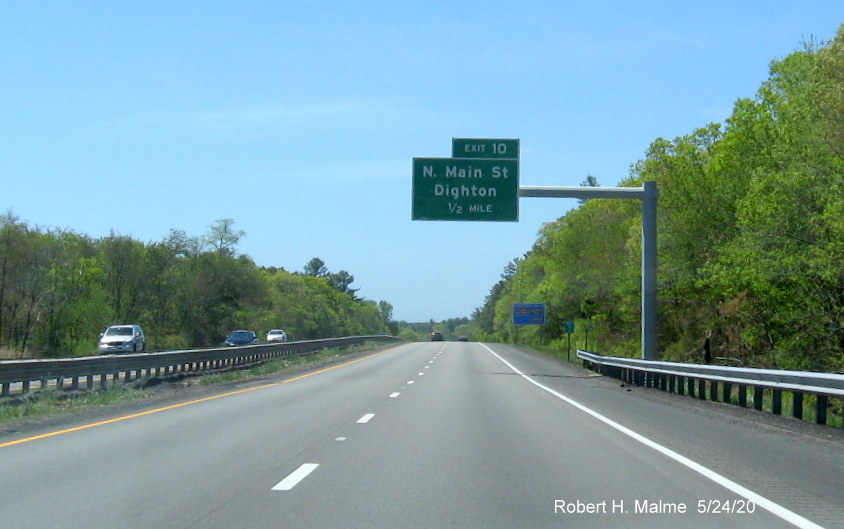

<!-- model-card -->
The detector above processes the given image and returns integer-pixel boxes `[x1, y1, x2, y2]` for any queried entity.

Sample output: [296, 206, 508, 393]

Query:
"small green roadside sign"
[452, 138, 519, 159]
[412, 157, 519, 222]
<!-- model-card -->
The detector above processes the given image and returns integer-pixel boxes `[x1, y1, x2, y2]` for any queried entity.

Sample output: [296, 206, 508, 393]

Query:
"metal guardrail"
[0, 335, 399, 397]
[577, 350, 844, 427]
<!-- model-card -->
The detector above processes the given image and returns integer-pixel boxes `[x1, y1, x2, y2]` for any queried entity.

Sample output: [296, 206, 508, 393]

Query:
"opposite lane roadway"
[1, 341, 842, 528]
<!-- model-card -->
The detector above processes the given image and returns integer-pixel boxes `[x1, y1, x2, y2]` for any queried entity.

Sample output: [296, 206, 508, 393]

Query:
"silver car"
[266, 329, 288, 343]
[98, 324, 145, 354]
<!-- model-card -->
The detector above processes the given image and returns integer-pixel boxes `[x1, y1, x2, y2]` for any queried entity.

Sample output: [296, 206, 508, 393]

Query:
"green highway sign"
[452, 138, 519, 159]
[412, 157, 519, 222]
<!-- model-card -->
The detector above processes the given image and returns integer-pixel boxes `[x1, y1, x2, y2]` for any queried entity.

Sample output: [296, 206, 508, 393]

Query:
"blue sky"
[1, 2, 842, 322]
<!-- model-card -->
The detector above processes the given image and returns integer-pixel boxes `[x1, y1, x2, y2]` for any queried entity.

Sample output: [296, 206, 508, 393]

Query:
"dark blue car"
[224, 330, 258, 346]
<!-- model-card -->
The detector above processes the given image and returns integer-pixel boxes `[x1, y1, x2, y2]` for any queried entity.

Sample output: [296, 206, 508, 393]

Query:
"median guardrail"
[0, 335, 399, 397]
[577, 350, 844, 427]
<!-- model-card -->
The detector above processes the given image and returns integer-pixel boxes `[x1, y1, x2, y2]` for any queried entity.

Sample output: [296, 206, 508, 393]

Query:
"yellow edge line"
[0, 346, 396, 449]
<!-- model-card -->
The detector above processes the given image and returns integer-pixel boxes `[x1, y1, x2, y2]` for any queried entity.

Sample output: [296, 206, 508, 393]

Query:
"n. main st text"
[421, 164, 511, 179]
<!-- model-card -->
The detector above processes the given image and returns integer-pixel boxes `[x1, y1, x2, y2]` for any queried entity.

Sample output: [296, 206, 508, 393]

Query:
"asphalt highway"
[1, 341, 842, 528]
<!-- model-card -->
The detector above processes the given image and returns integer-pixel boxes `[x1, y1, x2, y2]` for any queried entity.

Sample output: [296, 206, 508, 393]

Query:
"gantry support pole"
[519, 182, 658, 360]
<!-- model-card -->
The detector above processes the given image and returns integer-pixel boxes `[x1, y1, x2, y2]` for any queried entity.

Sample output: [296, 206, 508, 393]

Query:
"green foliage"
[303, 257, 328, 277]
[470, 26, 844, 372]
[395, 317, 471, 341]
[0, 218, 391, 357]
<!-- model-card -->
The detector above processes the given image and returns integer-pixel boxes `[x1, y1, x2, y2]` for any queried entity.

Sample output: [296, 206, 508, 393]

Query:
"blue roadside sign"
[513, 303, 546, 326]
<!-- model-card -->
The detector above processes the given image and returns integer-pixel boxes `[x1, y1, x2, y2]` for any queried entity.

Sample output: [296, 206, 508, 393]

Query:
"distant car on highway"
[98, 324, 145, 354]
[224, 330, 258, 346]
[457, 336, 469, 342]
[431, 332, 444, 341]
[266, 329, 288, 342]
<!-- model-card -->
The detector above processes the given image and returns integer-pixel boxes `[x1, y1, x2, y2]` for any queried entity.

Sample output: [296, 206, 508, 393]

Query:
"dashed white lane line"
[418, 372, 425, 376]
[356, 413, 375, 424]
[407, 380, 415, 384]
[272, 463, 319, 491]
[389, 392, 401, 398]
[335, 437, 347, 441]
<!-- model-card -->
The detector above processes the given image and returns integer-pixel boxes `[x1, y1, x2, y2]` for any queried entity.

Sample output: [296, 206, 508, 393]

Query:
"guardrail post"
[698, 379, 706, 400]
[816, 395, 828, 425]
[723, 382, 732, 404]
[753, 387, 764, 411]
[709, 380, 718, 401]
[772, 390, 782, 415]
[793, 392, 804, 420]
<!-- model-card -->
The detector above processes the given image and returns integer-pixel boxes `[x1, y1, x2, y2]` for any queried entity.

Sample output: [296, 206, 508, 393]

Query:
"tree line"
[0, 218, 393, 358]
[471, 26, 844, 372]
[394, 317, 471, 342]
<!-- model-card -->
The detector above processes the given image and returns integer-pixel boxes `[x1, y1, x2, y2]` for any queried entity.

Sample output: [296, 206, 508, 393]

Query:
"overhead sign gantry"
[412, 138, 658, 360]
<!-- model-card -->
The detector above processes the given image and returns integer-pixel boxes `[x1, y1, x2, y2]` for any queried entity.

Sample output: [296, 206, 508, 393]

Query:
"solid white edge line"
[272, 463, 319, 491]
[357, 413, 375, 424]
[478, 343, 827, 529]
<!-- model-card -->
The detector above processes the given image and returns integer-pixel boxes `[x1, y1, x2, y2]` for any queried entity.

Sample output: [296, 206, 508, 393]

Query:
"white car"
[98, 324, 145, 354]
[266, 329, 288, 343]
